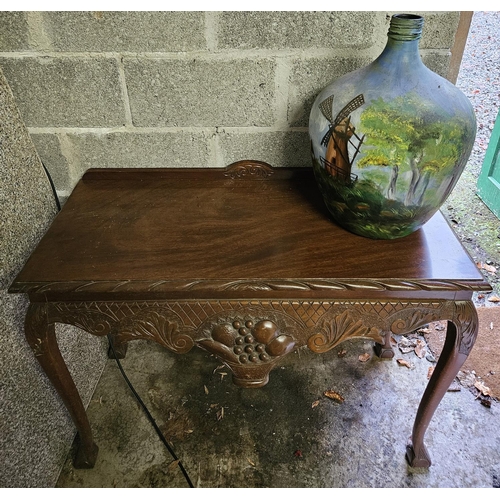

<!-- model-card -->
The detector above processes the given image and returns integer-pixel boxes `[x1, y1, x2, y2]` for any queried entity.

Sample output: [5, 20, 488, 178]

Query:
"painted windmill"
[319, 94, 366, 183]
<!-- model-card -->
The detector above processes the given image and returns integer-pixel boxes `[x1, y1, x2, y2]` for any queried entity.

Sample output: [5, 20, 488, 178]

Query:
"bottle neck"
[375, 14, 424, 69]
[387, 13, 424, 41]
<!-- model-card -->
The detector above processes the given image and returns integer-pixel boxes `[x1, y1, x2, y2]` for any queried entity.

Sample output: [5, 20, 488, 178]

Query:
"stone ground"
[56, 337, 500, 488]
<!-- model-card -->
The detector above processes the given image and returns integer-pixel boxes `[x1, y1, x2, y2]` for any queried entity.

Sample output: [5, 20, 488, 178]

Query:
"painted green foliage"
[310, 92, 474, 239]
[357, 93, 467, 207]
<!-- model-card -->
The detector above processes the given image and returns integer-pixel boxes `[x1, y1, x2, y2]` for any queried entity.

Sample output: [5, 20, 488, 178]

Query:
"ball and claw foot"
[374, 342, 394, 359]
[107, 338, 128, 359]
[374, 333, 394, 359]
[73, 441, 99, 469]
[405, 437, 431, 468]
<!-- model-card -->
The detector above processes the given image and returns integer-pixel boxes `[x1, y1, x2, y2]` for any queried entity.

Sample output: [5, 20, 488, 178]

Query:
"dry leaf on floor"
[337, 349, 347, 357]
[447, 381, 461, 392]
[247, 458, 256, 467]
[488, 296, 500, 303]
[417, 327, 431, 334]
[358, 353, 370, 362]
[427, 366, 434, 379]
[397, 358, 413, 369]
[311, 400, 320, 408]
[294, 450, 303, 458]
[216, 407, 225, 420]
[414, 339, 427, 359]
[204, 385, 209, 395]
[399, 346, 415, 354]
[457, 370, 476, 388]
[477, 262, 497, 274]
[324, 390, 344, 403]
[168, 459, 181, 471]
[474, 381, 492, 397]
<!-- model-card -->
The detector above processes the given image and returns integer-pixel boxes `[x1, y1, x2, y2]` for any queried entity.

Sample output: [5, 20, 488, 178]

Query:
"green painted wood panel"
[477, 108, 500, 219]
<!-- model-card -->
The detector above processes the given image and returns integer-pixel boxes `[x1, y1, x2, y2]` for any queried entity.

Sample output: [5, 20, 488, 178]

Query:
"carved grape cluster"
[201, 319, 295, 365]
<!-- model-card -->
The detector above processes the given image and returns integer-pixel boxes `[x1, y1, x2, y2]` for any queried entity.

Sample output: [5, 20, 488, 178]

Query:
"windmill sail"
[334, 94, 365, 125]
[320, 94, 365, 147]
[319, 95, 335, 122]
[319, 94, 366, 184]
[319, 95, 335, 147]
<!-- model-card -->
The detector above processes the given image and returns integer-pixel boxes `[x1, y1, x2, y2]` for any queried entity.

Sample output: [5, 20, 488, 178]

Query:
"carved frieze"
[114, 309, 194, 354]
[25, 303, 50, 357]
[389, 303, 452, 335]
[453, 301, 478, 355]
[39, 298, 479, 386]
[308, 309, 383, 353]
[198, 318, 295, 365]
[50, 302, 116, 337]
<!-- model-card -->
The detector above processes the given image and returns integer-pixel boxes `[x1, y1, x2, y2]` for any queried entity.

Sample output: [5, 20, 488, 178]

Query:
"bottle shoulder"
[311, 56, 473, 120]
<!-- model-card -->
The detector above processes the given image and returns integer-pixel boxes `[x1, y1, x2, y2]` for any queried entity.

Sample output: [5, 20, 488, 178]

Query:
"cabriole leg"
[25, 302, 98, 468]
[406, 301, 477, 468]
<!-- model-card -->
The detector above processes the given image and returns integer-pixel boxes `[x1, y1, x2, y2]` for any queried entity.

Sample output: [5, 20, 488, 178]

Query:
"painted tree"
[357, 96, 414, 199]
[357, 94, 467, 206]
[411, 118, 467, 205]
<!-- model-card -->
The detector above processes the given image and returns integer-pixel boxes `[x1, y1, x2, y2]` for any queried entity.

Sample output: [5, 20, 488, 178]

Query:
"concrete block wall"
[0, 11, 461, 202]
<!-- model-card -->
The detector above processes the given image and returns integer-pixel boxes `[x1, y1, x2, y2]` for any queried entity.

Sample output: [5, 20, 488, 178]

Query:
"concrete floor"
[56, 334, 500, 488]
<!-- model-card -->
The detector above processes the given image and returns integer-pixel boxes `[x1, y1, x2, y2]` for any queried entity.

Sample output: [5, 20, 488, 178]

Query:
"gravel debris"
[441, 11, 500, 299]
[456, 12, 500, 175]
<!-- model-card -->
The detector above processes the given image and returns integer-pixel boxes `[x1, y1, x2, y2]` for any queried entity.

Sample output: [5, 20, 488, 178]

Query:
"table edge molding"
[9, 277, 492, 295]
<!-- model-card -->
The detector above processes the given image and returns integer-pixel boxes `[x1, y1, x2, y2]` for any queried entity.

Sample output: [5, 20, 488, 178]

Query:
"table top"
[10, 161, 491, 300]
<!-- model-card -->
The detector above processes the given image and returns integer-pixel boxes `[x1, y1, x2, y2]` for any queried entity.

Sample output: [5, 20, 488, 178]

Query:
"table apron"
[42, 298, 476, 358]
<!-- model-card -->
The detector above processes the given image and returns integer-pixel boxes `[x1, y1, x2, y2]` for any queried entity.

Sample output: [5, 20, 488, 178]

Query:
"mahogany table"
[9, 160, 492, 469]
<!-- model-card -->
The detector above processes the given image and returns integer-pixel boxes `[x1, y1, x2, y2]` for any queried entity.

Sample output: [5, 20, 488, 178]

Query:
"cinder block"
[43, 11, 206, 52]
[218, 11, 379, 50]
[67, 131, 212, 181]
[288, 56, 373, 127]
[0, 12, 30, 51]
[422, 52, 451, 79]
[417, 12, 461, 49]
[30, 133, 70, 192]
[219, 130, 311, 168]
[124, 58, 276, 127]
[0, 57, 125, 127]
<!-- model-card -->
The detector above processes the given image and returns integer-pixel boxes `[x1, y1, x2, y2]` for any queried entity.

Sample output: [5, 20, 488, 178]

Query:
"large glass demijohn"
[308, 14, 476, 239]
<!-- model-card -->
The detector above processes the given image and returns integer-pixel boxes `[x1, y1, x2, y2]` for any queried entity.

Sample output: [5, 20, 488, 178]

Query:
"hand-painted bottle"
[309, 14, 476, 239]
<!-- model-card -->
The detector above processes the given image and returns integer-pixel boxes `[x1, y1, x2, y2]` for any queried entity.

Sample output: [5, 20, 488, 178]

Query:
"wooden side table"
[9, 161, 491, 470]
